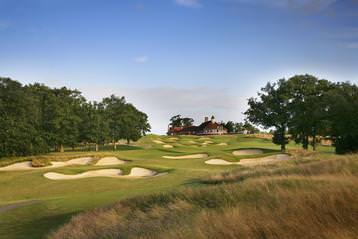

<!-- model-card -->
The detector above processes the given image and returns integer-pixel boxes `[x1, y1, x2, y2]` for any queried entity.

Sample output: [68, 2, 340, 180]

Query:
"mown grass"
[0, 135, 341, 238]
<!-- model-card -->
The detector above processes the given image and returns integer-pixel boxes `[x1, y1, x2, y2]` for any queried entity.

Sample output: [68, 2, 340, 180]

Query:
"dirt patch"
[163, 154, 208, 159]
[232, 149, 263, 156]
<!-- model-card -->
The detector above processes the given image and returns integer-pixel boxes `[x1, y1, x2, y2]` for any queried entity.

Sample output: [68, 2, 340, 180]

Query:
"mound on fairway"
[232, 149, 263, 156]
[44, 169, 123, 180]
[163, 154, 208, 159]
[0, 157, 94, 171]
[163, 144, 173, 148]
[95, 157, 126, 166]
[205, 154, 290, 166]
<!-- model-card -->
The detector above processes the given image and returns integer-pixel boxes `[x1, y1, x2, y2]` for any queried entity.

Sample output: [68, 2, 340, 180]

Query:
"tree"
[325, 82, 358, 154]
[119, 103, 151, 144]
[225, 121, 235, 133]
[182, 117, 194, 127]
[245, 79, 291, 151]
[243, 121, 260, 134]
[169, 115, 183, 127]
[285, 75, 332, 150]
[102, 95, 127, 150]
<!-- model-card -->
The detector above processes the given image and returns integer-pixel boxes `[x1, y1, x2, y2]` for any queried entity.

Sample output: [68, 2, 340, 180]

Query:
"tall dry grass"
[48, 155, 358, 239]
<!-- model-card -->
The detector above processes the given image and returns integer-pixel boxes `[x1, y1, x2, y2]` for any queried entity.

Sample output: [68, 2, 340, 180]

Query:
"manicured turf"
[0, 135, 334, 239]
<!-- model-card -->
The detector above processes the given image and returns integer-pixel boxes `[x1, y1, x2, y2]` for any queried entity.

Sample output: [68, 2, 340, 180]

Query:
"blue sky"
[0, 0, 357, 133]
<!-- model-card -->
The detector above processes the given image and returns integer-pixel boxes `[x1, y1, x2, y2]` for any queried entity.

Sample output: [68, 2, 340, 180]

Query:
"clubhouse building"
[167, 116, 228, 136]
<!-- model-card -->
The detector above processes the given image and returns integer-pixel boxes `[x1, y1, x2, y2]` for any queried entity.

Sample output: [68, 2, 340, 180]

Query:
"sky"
[0, 0, 357, 134]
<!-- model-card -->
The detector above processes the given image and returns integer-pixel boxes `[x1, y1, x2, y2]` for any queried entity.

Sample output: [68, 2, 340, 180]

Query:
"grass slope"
[0, 135, 337, 238]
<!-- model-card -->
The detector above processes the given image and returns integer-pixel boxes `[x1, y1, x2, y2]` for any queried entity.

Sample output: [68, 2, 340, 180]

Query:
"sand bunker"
[95, 157, 126, 166]
[153, 140, 165, 144]
[205, 154, 290, 166]
[239, 154, 290, 166]
[44, 169, 123, 180]
[44, 167, 159, 180]
[205, 159, 234, 165]
[127, 167, 157, 177]
[163, 154, 208, 159]
[232, 149, 263, 156]
[202, 141, 214, 144]
[0, 157, 94, 171]
[188, 141, 197, 144]
[163, 144, 173, 148]
[217, 143, 228, 146]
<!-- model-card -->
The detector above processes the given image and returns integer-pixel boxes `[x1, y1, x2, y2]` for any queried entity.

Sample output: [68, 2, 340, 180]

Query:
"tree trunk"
[127, 138, 130, 145]
[281, 143, 286, 152]
[302, 135, 309, 150]
[312, 128, 317, 151]
[60, 144, 64, 153]
[113, 140, 117, 150]
[95, 143, 99, 152]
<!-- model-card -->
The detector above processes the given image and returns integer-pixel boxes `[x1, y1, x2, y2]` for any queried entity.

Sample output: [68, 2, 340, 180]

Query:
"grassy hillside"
[0, 135, 348, 239]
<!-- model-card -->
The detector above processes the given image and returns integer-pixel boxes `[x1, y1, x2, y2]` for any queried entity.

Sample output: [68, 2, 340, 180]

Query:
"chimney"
[204, 116, 209, 122]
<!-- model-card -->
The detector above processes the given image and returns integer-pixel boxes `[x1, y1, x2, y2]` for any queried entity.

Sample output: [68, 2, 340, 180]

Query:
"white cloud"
[133, 56, 149, 64]
[175, 0, 201, 8]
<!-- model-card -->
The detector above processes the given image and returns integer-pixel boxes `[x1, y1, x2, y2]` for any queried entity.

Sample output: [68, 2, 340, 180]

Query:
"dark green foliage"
[169, 115, 194, 127]
[0, 78, 150, 157]
[325, 82, 358, 154]
[245, 79, 291, 151]
[245, 74, 358, 154]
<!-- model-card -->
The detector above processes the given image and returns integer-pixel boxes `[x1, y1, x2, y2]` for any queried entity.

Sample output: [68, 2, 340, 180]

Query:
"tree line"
[0, 78, 150, 157]
[245, 74, 358, 154]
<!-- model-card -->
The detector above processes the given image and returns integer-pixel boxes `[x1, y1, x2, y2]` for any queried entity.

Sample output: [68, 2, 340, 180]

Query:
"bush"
[31, 157, 51, 167]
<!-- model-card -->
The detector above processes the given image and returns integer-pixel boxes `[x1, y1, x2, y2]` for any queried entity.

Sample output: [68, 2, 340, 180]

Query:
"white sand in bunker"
[44, 169, 123, 180]
[205, 154, 290, 166]
[153, 140, 165, 144]
[163, 154, 208, 159]
[232, 149, 263, 156]
[163, 144, 173, 148]
[205, 159, 234, 165]
[126, 167, 157, 177]
[0, 157, 94, 171]
[217, 143, 228, 146]
[202, 141, 214, 145]
[239, 154, 290, 166]
[43, 167, 160, 180]
[95, 157, 126, 166]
